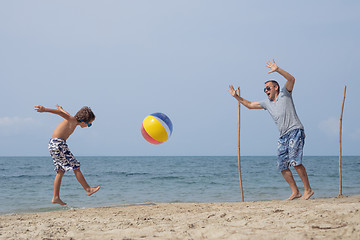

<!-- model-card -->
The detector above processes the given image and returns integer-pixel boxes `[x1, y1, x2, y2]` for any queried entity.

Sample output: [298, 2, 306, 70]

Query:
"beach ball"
[141, 113, 173, 144]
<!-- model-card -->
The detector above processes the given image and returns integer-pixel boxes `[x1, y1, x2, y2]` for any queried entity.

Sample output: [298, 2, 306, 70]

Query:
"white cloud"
[319, 118, 360, 141]
[349, 128, 360, 140]
[0, 117, 39, 127]
[319, 117, 339, 136]
[0, 117, 42, 137]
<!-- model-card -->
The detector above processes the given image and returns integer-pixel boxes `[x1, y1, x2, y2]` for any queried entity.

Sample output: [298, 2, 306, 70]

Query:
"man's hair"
[265, 80, 280, 93]
[74, 106, 95, 122]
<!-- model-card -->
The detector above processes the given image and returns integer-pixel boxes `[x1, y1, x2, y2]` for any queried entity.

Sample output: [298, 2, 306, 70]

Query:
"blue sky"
[1, 0, 359, 156]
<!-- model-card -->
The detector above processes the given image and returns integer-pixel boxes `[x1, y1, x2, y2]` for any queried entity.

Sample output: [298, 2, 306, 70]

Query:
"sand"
[1, 196, 359, 240]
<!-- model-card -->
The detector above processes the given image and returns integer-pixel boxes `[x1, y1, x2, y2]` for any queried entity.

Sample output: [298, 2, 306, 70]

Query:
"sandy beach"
[1, 195, 359, 240]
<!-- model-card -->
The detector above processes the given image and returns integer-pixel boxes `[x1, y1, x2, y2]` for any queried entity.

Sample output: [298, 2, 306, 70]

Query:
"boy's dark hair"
[265, 80, 280, 93]
[74, 106, 95, 122]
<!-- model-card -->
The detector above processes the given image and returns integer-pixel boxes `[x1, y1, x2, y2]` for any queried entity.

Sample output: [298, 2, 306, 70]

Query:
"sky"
[0, 0, 359, 156]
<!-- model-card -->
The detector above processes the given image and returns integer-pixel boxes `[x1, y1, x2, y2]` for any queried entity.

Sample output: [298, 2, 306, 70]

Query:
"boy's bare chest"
[52, 120, 77, 140]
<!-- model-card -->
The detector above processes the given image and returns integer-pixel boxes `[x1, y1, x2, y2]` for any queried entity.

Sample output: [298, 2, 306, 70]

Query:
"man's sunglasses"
[264, 86, 272, 92]
[81, 120, 92, 127]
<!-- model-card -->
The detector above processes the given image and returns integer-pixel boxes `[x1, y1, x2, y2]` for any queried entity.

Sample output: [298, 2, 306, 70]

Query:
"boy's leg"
[53, 169, 67, 205]
[281, 168, 302, 200]
[73, 169, 100, 196]
[294, 164, 314, 200]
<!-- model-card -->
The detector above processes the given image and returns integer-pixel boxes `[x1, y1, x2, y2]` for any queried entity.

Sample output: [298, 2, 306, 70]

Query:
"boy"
[35, 104, 100, 205]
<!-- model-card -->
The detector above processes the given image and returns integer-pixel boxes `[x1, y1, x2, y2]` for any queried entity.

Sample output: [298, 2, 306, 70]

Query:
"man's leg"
[53, 169, 67, 205]
[73, 169, 100, 196]
[294, 164, 314, 200]
[281, 168, 302, 200]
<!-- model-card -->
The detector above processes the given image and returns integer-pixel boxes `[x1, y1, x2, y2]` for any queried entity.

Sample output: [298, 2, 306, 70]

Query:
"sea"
[0, 156, 359, 215]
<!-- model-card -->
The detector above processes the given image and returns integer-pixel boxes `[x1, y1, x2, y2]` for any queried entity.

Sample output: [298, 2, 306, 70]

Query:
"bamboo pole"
[237, 87, 244, 202]
[337, 85, 346, 198]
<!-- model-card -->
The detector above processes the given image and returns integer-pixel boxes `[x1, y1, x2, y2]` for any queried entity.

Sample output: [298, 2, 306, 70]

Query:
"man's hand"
[228, 85, 238, 97]
[34, 105, 45, 112]
[266, 59, 279, 73]
[266, 59, 295, 92]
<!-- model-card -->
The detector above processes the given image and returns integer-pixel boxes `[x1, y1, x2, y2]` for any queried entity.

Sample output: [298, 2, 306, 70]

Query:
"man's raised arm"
[266, 59, 295, 92]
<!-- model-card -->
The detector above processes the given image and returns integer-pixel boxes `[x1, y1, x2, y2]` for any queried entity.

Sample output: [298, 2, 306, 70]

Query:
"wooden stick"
[337, 85, 346, 198]
[237, 87, 244, 202]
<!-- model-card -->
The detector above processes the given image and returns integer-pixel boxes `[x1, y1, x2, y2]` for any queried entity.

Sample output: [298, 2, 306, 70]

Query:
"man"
[228, 59, 314, 200]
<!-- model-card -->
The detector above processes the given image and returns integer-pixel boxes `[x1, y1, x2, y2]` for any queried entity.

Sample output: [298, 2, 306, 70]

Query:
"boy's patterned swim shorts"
[48, 138, 80, 172]
[277, 129, 305, 172]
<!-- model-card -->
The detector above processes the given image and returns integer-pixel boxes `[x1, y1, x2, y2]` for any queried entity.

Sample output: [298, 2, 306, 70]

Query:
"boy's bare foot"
[286, 192, 302, 201]
[52, 197, 67, 205]
[86, 185, 100, 196]
[300, 189, 314, 200]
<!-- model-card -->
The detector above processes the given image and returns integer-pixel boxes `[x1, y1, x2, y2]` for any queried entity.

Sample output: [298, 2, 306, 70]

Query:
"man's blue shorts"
[277, 129, 305, 172]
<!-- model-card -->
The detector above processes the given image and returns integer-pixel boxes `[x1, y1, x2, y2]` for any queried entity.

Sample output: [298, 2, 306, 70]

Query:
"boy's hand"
[56, 104, 63, 111]
[266, 59, 279, 73]
[34, 105, 45, 112]
[56, 104, 72, 117]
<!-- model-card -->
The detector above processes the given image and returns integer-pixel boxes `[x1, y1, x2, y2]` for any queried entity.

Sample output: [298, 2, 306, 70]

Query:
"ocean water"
[0, 156, 359, 215]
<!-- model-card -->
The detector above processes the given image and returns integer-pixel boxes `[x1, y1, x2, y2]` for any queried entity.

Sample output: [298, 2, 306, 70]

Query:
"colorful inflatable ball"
[141, 113, 173, 144]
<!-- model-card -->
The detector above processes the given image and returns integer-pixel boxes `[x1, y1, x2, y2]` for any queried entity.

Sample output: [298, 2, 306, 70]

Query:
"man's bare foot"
[86, 185, 100, 196]
[286, 192, 302, 201]
[52, 197, 67, 205]
[300, 189, 314, 200]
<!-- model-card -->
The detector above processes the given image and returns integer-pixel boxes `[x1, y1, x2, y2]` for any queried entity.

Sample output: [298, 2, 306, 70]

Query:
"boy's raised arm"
[56, 105, 72, 118]
[34, 105, 73, 120]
